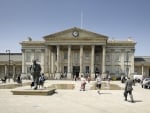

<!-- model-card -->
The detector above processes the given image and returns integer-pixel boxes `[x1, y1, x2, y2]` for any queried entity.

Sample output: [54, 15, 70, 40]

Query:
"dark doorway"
[149, 69, 150, 76]
[73, 66, 80, 78]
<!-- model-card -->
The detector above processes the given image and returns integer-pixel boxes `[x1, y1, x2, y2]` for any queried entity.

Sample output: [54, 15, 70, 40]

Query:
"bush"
[111, 76, 116, 81]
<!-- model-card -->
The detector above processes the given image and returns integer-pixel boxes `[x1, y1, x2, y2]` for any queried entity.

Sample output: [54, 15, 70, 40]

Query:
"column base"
[50, 73, 55, 79]
[91, 73, 95, 80]
[79, 73, 84, 78]
[66, 73, 72, 79]
[55, 73, 60, 80]
[44, 73, 50, 79]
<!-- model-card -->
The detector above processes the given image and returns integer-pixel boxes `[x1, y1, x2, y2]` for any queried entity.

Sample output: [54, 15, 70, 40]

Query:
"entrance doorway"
[73, 66, 80, 78]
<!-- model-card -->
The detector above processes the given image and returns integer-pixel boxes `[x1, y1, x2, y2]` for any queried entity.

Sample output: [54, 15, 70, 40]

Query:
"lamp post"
[6, 50, 10, 82]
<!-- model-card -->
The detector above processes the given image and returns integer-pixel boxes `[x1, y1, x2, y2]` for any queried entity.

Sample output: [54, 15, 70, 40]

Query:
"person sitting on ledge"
[1, 76, 7, 83]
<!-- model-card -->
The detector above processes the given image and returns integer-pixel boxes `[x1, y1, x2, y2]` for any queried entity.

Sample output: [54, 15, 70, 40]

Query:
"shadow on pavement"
[127, 100, 143, 103]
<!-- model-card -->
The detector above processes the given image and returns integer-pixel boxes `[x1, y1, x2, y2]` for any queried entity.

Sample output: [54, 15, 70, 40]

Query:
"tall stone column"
[5, 65, 7, 76]
[67, 45, 72, 79]
[79, 45, 84, 77]
[102, 45, 106, 73]
[21, 49, 25, 74]
[48, 47, 51, 78]
[41, 49, 45, 73]
[91, 45, 95, 79]
[13, 65, 16, 79]
[55, 45, 60, 79]
[51, 50, 55, 79]
[45, 46, 49, 74]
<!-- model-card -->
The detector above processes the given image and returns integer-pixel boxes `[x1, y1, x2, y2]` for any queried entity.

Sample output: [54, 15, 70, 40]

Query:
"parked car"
[141, 77, 150, 88]
[133, 75, 143, 83]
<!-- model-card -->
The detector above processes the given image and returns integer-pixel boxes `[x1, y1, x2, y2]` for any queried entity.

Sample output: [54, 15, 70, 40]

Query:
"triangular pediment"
[43, 27, 108, 41]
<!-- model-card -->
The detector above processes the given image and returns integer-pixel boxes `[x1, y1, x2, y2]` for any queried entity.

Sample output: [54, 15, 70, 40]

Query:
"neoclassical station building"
[19, 27, 137, 79]
[1, 27, 150, 80]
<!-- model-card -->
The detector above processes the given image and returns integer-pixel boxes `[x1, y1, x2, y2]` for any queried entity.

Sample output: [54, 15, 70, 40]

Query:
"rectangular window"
[125, 53, 130, 62]
[114, 53, 120, 62]
[95, 55, 100, 62]
[25, 52, 31, 62]
[106, 65, 111, 73]
[64, 51, 68, 59]
[74, 52, 79, 63]
[85, 52, 89, 60]
[106, 53, 111, 62]
[35, 52, 41, 62]
[64, 66, 67, 73]
[85, 66, 89, 73]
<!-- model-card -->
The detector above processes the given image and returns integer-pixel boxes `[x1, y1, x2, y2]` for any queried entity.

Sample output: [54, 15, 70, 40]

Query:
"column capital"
[80, 45, 83, 48]
[68, 45, 71, 50]
[102, 45, 106, 48]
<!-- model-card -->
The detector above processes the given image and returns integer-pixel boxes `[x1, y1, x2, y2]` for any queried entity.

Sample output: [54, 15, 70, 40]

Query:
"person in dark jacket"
[124, 76, 134, 102]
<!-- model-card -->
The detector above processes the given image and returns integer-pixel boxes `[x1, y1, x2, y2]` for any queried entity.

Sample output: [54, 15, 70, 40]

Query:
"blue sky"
[0, 0, 150, 56]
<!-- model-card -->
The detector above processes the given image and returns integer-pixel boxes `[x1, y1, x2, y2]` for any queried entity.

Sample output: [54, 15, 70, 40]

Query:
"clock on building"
[72, 31, 79, 37]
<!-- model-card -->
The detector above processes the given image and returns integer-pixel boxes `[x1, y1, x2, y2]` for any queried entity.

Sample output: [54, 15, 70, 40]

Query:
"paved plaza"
[0, 80, 150, 113]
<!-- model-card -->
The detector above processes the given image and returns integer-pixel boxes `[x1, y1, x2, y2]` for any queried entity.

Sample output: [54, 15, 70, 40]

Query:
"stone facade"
[134, 56, 150, 77]
[19, 27, 136, 79]
[0, 53, 22, 79]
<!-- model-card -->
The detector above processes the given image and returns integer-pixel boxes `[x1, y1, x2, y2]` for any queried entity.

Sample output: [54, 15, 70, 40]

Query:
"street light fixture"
[6, 50, 10, 82]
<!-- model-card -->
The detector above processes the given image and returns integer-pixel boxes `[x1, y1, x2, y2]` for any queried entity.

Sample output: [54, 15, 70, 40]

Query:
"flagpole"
[80, 11, 83, 28]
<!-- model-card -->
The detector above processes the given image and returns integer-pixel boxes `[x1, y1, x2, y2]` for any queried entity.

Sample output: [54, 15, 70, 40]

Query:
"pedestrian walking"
[96, 75, 102, 94]
[80, 75, 86, 91]
[124, 76, 134, 103]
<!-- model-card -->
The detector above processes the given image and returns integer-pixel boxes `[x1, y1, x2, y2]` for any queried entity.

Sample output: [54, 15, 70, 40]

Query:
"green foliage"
[111, 76, 116, 81]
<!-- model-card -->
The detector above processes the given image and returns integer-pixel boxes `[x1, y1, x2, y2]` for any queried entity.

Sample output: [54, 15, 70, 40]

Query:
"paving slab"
[0, 80, 150, 113]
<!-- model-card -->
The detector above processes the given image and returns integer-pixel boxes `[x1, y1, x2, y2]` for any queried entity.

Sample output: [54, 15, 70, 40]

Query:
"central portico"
[43, 27, 108, 79]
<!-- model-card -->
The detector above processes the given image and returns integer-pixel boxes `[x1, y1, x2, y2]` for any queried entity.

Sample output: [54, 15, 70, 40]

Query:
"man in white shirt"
[96, 75, 102, 94]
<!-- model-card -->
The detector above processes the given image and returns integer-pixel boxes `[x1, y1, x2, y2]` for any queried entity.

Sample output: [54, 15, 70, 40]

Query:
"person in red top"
[80, 75, 86, 91]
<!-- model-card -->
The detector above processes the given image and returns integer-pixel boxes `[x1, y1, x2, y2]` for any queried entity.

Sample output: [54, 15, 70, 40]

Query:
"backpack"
[39, 75, 45, 82]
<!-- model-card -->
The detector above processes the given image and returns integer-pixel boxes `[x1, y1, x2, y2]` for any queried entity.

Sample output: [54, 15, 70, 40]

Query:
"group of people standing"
[80, 74, 102, 93]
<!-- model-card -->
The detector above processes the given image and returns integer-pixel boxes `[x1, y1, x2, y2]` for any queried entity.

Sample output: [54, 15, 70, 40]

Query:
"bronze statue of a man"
[30, 60, 41, 90]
